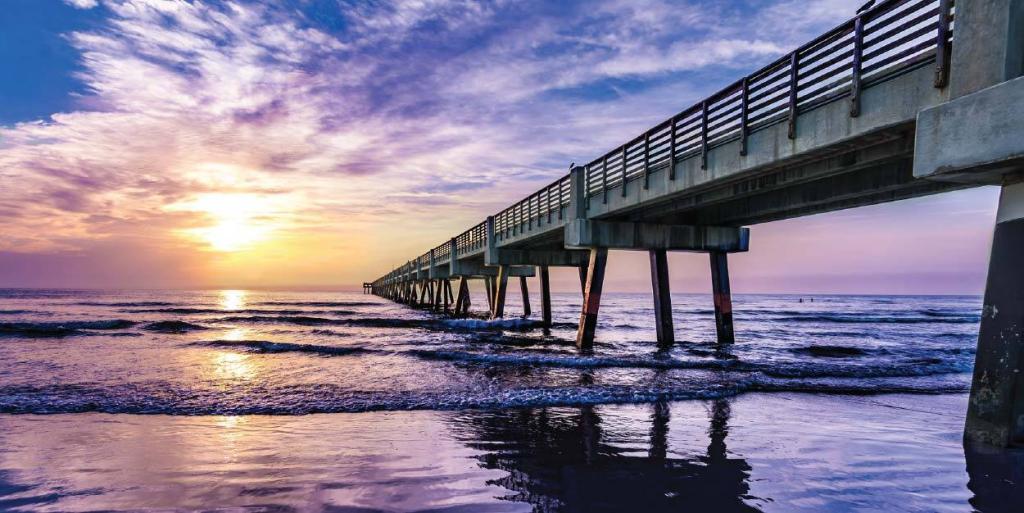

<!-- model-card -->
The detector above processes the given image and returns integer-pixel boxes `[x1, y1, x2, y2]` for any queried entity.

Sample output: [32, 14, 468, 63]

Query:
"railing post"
[620, 146, 628, 197]
[934, 0, 953, 88]
[449, 237, 458, 276]
[739, 78, 749, 156]
[485, 215, 497, 266]
[602, 156, 609, 203]
[850, 16, 865, 117]
[643, 131, 651, 189]
[668, 116, 677, 179]
[700, 100, 709, 170]
[569, 165, 587, 220]
[787, 51, 799, 139]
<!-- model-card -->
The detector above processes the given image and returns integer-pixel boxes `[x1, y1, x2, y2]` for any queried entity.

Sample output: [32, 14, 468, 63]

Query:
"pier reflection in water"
[1, 394, 1022, 512]
[450, 399, 760, 512]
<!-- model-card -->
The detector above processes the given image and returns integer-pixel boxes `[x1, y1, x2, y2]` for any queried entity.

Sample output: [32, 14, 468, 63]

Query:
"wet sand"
[1, 392, 1021, 512]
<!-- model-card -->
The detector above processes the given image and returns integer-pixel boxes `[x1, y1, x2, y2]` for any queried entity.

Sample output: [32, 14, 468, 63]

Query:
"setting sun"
[173, 193, 281, 252]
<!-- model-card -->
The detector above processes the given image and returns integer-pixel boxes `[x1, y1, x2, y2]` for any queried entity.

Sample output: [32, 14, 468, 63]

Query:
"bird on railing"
[857, 0, 875, 14]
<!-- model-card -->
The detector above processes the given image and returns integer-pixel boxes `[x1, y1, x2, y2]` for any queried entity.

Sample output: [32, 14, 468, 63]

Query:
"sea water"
[0, 288, 1019, 512]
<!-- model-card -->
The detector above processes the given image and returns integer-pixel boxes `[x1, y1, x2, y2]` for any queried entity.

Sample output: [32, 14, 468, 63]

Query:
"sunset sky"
[0, 0, 1001, 293]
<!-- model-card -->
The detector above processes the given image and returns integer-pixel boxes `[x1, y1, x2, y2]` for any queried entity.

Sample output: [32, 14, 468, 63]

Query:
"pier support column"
[577, 266, 587, 295]
[433, 280, 442, 311]
[649, 249, 674, 347]
[966, 181, 1024, 448]
[442, 279, 452, 312]
[576, 248, 608, 349]
[454, 278, 470, 316]
[519, 276, 531, 317]
[540, 265, 552, 328]
[709, 251, 735, 344]
[485, 277, 494, 313]
[492, 266, 509, 318]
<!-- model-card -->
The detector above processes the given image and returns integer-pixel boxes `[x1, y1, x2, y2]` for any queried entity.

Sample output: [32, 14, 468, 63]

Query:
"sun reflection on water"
[212, 351, 255, 381]
[221, 290, 246, 310]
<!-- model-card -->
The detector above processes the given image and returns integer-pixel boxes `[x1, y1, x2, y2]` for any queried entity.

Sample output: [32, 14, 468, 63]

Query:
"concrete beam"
[487, 249, 592, 267]
[915, 75, 1024, 184]
[564, 219, 749, 252]
[449, 260, 536, 278]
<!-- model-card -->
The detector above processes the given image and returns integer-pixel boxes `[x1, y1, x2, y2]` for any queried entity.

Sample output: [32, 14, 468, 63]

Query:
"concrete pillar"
[433, 279, 443, 311]
[576, 248, 609, 349]
[454, 278, 469, 316]
[492, 266, 509, 318]
[485, 277, 494, 313]
[709, 251, 735, 344]
[949, 0, 1024, 99]
[442, 279, 451, 312]
[649, 249, 674, 347]
[540, 265, 552, 328]
[577, 265, 587, 295]
[519, 276, 531, 317]
[966, 181, 1024, 448]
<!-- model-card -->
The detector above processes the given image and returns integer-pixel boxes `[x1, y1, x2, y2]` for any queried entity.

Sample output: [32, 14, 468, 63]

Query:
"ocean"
[0, 288, 1018, 512]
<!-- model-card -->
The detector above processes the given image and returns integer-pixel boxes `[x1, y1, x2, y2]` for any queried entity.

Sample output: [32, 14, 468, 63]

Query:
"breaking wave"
[192, 340, 370, 356]
[0, 320, 137, 338]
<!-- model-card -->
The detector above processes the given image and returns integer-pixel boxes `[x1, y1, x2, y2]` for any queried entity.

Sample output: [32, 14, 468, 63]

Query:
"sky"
[0, 0, 1001, 293]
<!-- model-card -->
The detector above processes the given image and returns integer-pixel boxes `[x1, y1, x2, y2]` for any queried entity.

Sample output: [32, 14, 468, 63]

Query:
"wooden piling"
[649, 249, 674, 346]
[519, 276, 531, 317]
[709, 251, 735, 344]
[539, 265, 552, 328]
[576, 248, 608, 349]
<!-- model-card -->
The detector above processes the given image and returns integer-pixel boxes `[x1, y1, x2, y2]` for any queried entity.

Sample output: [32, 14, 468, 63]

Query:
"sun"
[172, 192, 280, 252]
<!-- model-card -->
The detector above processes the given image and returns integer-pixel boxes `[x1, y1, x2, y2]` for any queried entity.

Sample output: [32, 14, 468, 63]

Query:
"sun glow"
[181, 193, 278, 252]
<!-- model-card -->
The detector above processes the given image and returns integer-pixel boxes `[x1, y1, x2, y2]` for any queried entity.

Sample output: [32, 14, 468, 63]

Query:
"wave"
[770, 314, 980, 324]
[0, 379, 968, 415]
[124, 307, 356, 316]
[142, 320, 209, 333]
[406, 347, 970, 379]
[0, 320, 136, 338]
[0, 309, 30, 315]
[257, 300, 377, 307]
[192, 339, 370, 356]
[76, 301, 177, 307]
[216, 315, 550, 332]
[790, 345, 868, 358]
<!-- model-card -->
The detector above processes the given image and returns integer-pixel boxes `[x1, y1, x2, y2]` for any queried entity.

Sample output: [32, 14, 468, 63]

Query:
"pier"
[369, 0, 1024, 448]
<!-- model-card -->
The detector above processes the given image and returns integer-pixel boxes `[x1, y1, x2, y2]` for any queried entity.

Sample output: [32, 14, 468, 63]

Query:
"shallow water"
[0, 288, 1020, 511]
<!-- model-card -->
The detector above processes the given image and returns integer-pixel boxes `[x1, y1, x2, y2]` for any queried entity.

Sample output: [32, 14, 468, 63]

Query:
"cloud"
[64, 0, 99, 8]
[0, 0, 870, 287]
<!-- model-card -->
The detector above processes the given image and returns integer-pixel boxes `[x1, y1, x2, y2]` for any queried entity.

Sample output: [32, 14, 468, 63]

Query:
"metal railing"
[372, 0, 953, 287]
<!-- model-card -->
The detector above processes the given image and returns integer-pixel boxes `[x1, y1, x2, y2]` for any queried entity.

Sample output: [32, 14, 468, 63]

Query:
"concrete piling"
[576, 248, 609, 349]
[492, 266, 509, 318]
[965, 181, 1024, 448]
[709, 251, 735, 344]
[539, 265, 552, 328]
[649, 249, 674, 347]
[519, 276, 531, 317]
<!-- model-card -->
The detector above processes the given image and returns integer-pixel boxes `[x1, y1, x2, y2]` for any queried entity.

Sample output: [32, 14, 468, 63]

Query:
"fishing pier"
[369, 0, 1024, 448]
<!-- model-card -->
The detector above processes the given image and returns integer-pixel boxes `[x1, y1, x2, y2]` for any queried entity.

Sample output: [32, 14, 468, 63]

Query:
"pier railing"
[374, 0, 953, 287]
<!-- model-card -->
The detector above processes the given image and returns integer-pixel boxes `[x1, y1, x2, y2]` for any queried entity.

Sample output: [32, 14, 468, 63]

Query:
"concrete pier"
[709, 251, 735, 344]
[649, 249, 674, 347]
[539, 265, 552, 328]
[368, 0, 1024, 448]
[965, 182, 1024, 447]
[577, 248, 608, 349]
